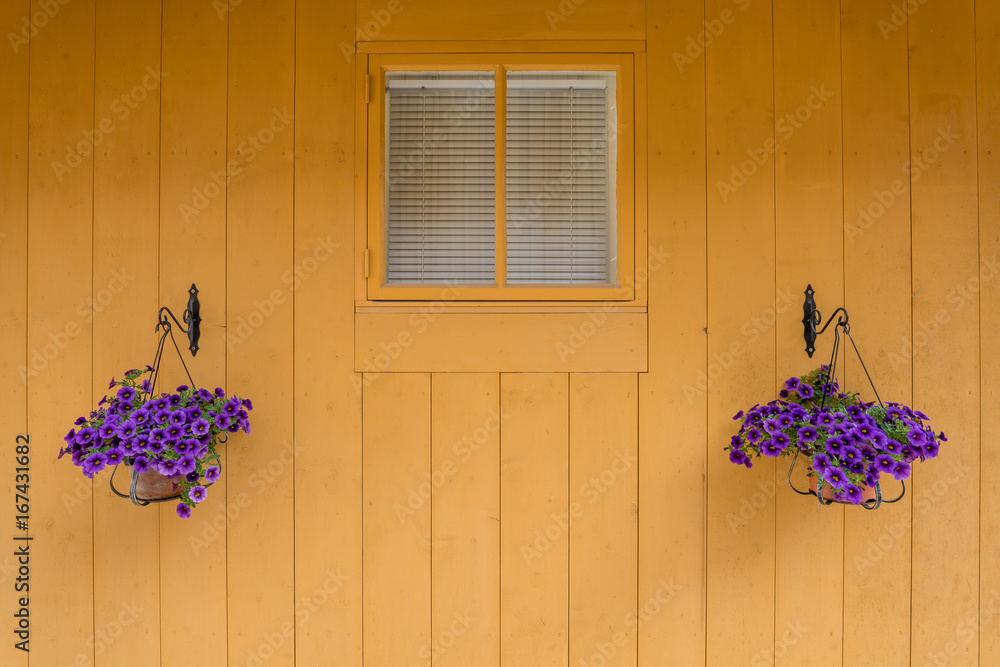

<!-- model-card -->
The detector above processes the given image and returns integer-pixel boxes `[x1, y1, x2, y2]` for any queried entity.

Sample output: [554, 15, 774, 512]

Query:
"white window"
[366, 54, 635, 301]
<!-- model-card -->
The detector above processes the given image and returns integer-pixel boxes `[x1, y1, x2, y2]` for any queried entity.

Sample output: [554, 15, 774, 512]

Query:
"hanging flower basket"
[59, 306, 252, 518]
[727, 366, 945, 508]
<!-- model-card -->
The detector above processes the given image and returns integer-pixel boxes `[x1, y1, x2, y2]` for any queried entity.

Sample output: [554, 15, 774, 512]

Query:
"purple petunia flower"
[746, 428, 762, 443]
[812, 453, 832, 472]
[117, 386, 136, 402]
[762, 418, 781, 434]
[185, 472, 201, 483]
[108, 377, 117, 389]
[158, 459, 179, 477]
[907, 428, 928, 445]
[797, 426, 819, 443]
[883, 439, 903, 455]
[176, 385, 189, 392]
[177, 454, 197, 476]
[779, 389, 790, 399]
[140, 379, 153, 393]
[923, 441, 940, 458]
[816, 412, 835, 427]
[105, 448, 125, 466]
[115, 419, 137, 440]
[197, 388, 214, 403]
[75, 428, 96, 445]
[188, 485, 208, 504]
[222, 399, 241, 417]
[164, 425, 183, 442]
[167, 394, 181, 407]
[890, 460, 912, 481]
[191, 418, 211, 437]
[776, 413, 794, 429]
[169, 410, 187, 426]
[132, 456, 150, 473]
[215, 414, 231, 430]
[842, 484, 864, 505]
[825, 436, 846, 458]
[83, 452, 108, 477]
[797, 384, 815, 400]
[74, 416, 87, 426]
[204, 466, 221, 483]
[153, 410, 171, 425]
[784, 377, 801, 391]
[822, 466, 848, 490]
[176, 503, 192, 519]
[873, 454, 896, 474]
[241, 398, 253, 411]
[761, 442, 783, 457]
[215, 387, 226, 398]
[840, 445, 863, 467]
[733, 410, 745, 421]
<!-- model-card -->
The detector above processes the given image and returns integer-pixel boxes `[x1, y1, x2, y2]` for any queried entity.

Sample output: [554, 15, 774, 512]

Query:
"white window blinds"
[384, 72, 496, 283]
[505, 72, 617, 284]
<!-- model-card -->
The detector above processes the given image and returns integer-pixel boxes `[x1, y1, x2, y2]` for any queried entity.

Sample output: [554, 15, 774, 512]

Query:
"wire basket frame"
[789, 305, 905, 510]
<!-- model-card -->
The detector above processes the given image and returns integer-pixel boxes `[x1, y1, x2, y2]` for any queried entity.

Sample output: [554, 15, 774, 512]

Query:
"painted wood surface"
[25, 0, 96, 664]
[91, 1, 163, 665]
[293, 0, 364, 664]
[0, 1, 30, 665]
[771, 1, 845, 664]
[158, 0, 230, 663]
[908, 1, 982, 664]
[704, 0, 777, 664]
[226, 1, 297, 665]
[640, 2, 707, 663]
[841, 1, 914, 663]
[0, 1, 995, 665]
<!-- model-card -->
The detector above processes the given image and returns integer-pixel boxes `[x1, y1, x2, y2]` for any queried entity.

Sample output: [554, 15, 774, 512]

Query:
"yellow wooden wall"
[0, 0, 996, 666]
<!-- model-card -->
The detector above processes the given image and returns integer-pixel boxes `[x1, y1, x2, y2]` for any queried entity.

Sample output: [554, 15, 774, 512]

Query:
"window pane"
[385, 71, 496, 284]
[506, 71, 617, 284]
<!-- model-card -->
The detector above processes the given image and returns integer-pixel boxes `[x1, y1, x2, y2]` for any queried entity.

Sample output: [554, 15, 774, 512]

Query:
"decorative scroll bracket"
[803, 285, 818, 357]
[802, 284, 849, 359]
[158, 283, 202, 356]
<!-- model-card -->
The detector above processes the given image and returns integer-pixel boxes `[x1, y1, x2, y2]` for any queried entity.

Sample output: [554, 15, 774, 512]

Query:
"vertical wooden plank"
[363, 373, 431, 665]
[26, 0, 96, 664]
[705, 0, 777, 663]
[978, 0, 1000, 663]
[0, 1, 29, 665]
[640, 1, 707, 663]
[294, 0, 362, 664]
[431, 373, 500, 667]
[90, 1, 162, 665]
[226, 0, 296, 664]
[569, 373, 638, 667]
[771, 1, 844, 664]
[158, 0, 229, 664]
[500, 373, 568, 667]
[840, 1, 913, 664]
[908, 0, 981, 663]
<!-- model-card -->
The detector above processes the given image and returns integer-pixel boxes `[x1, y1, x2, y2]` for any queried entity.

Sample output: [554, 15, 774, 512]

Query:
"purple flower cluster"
[727, 367, 946, 505]
[59, 366, 253, 517]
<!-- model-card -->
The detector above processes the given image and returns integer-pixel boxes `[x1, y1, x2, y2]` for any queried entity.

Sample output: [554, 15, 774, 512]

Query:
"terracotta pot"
[131, 468, 180, 501]
[809, 471, 879, 504]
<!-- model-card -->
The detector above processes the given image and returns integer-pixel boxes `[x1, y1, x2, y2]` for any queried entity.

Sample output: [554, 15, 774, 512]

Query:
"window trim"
[362, 51, 639, 302]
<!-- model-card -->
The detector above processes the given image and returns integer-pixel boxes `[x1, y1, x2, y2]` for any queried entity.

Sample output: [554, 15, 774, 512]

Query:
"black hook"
[157, 284, 202, 356]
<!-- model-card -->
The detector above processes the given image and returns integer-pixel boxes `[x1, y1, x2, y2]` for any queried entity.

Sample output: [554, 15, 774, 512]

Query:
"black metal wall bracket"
[802, 284, 849, 358]
[157, 284, 202, 356]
